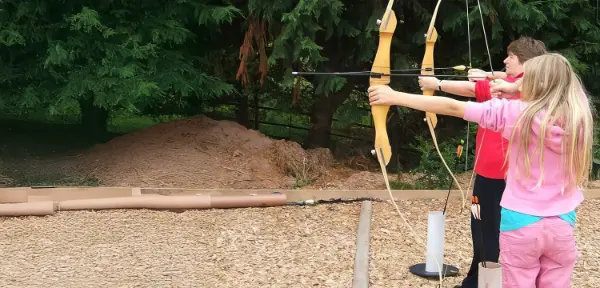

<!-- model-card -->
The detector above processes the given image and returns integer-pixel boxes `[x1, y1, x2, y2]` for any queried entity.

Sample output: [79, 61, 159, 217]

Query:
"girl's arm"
[390, 91, 466, 119]
[490, 79, 521, 98]
[368, 85, 518, 136]
[394, 91, 516, 136]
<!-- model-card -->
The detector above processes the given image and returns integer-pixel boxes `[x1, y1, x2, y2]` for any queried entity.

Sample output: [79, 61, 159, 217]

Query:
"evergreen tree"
[239, 0, 600, 149]
[0, 0, 240, 137]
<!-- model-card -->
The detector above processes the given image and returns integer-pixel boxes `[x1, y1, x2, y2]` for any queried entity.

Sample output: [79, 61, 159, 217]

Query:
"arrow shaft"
[292, 71, 490, 79]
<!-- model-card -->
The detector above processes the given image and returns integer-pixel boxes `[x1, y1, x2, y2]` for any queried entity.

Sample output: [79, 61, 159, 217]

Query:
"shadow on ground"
[0, 119, 118, 187]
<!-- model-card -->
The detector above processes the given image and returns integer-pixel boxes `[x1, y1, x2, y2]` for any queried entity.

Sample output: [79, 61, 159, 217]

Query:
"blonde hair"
[508, 53, 594, 191]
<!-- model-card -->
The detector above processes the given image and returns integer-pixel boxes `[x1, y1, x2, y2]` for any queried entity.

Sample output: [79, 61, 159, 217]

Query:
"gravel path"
[1, 197, 598, 287]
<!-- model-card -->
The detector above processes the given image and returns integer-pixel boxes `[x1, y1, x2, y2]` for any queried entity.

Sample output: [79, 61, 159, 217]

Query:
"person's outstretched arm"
[419, 77, 476, 98]
[490, 79, 520, 98]
[367, 84, 518, 138]
[418, 69, 506, 98]
[368, 85, 466, 118]
[469, 69, 508, 79]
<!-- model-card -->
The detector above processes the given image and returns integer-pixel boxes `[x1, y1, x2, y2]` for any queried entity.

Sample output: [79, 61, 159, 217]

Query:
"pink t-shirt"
[463, 98, 585, 216]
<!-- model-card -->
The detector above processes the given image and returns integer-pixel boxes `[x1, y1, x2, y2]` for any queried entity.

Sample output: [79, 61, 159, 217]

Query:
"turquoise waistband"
[499, 208, 576, 232]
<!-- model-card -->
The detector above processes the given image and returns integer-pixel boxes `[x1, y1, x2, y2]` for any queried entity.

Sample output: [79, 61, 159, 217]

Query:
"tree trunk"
[79, 95, 109, 140]
[306, 80, 355, 148]
[235, 93, 250, 128]
[252, 89, 260, 130]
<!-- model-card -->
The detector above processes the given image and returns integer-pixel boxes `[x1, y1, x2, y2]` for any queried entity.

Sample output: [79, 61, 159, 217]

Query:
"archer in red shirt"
[470, 72, 523, 179]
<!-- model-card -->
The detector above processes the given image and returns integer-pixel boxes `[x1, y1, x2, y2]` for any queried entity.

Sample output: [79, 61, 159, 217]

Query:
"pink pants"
[499, 216, 578, 287]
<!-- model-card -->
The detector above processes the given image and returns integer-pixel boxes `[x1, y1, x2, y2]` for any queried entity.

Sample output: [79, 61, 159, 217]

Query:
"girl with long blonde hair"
[368, 53, 593, 286]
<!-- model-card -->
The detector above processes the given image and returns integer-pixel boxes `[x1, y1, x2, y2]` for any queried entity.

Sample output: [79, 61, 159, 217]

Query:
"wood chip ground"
[1, 198, 598, 287]
[370, 197, 600, 287]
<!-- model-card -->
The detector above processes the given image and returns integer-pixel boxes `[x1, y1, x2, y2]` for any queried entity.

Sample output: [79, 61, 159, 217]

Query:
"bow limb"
[421, 0, 467, 213]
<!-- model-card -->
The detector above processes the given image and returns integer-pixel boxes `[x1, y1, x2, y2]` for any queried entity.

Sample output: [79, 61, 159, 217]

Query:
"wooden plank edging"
[141, 188, 600, 202]
[1, 187, 600, 202]
[352, 200, 372, 288]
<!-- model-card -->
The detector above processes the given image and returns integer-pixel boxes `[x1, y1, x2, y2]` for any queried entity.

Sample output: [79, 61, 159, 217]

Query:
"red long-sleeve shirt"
[472, 73, 523, 179]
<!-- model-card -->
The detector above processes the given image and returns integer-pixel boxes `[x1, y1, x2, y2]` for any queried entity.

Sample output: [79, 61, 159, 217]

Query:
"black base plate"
[409, 263, 459, 278]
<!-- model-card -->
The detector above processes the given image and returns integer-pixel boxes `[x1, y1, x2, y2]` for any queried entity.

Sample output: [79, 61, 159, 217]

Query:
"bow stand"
[404, 0, 462, 281]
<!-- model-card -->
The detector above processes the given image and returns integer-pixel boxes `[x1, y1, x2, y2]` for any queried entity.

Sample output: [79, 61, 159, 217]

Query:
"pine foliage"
[0, 0, 598, 148]
[440, 0, 600, 78]
[0, 0, 239, 116]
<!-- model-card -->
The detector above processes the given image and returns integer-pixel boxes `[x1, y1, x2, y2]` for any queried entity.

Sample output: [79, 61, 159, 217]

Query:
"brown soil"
[587, 180, 600, 188]
[78, 115, 477, 191]
[79, 115, 336, 189]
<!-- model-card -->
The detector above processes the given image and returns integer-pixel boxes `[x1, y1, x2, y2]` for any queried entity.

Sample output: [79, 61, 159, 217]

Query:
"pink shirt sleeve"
[463, 98, 523, 140]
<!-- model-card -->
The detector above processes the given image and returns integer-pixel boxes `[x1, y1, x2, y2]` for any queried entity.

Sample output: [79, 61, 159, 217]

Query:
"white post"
[425, 211, 445, 273]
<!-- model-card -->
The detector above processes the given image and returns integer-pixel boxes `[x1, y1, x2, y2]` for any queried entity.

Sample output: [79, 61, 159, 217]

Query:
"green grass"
[108, 112, 186, 134]
[0, 110, 166, 187]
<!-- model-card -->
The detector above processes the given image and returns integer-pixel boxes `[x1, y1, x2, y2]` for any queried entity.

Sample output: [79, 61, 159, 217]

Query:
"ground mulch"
[0, 204, 360, 288]
[1, 198, 598, 287]
[369, 197, 600, 287]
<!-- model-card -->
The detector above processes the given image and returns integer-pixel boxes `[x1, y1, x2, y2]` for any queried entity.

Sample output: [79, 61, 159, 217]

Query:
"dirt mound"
[267, 141, 334, 185]
[340, 153, 379, 171]
[303, 166, 386, 190]
[79, 115, 335, 189]
[338, 171, 387, 190]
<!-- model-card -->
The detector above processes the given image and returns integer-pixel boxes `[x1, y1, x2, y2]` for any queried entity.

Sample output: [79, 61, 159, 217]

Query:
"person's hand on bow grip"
[368, 85, 397, 106]
[490, 79, 521, 99]
[418, 76, 440, 91]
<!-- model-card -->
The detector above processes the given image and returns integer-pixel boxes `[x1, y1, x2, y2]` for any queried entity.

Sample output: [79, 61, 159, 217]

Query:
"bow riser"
[421, 28, 439, 128]
[370, 9, 397, 166]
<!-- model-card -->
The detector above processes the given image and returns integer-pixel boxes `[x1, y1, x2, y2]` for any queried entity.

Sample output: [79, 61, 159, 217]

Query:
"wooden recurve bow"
[370, 1, 445, 286]
[421, 0, 467, 212]
[370, 0, 395, 169]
